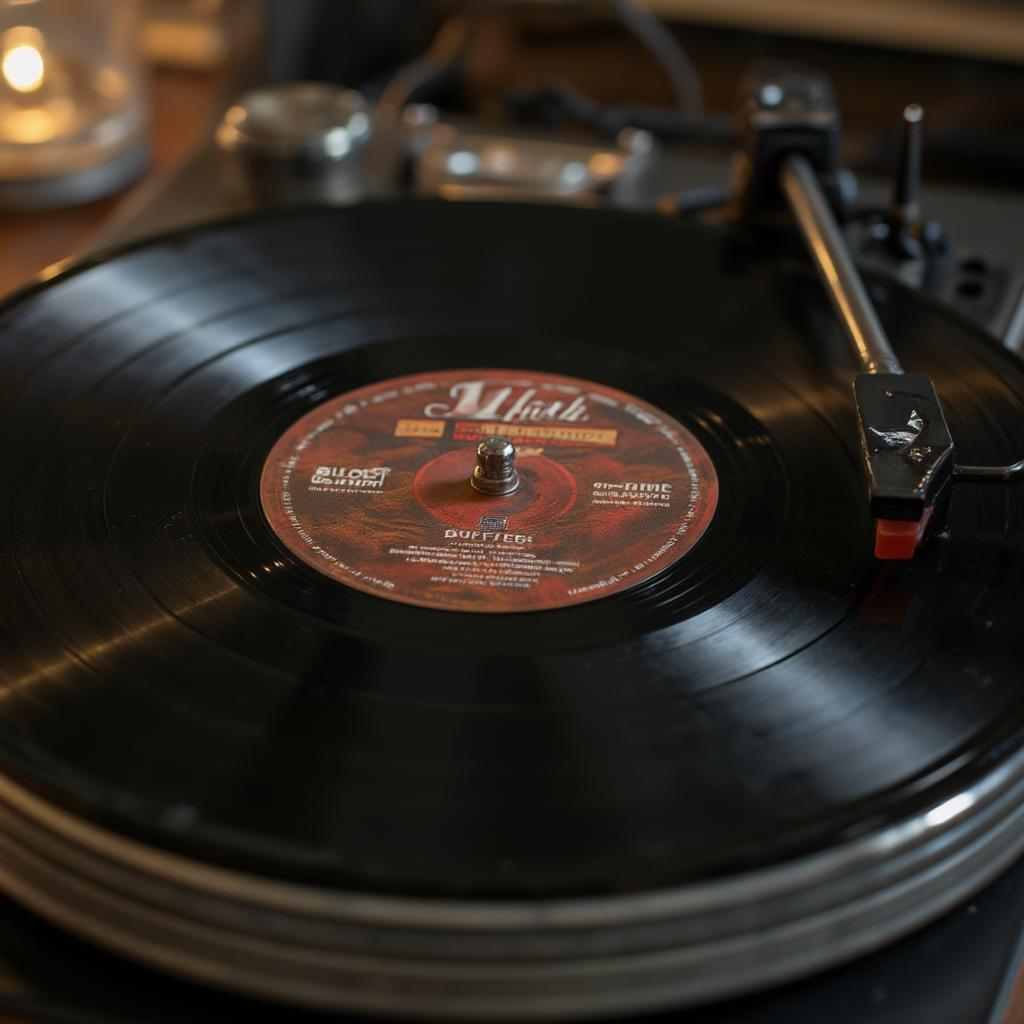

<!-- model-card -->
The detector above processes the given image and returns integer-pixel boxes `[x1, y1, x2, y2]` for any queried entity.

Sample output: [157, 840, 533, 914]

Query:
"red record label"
[259, 369, 718, 613]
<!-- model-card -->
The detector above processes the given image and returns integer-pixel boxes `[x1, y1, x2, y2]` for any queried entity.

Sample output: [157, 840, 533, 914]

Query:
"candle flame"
[2, 30, 45, 94]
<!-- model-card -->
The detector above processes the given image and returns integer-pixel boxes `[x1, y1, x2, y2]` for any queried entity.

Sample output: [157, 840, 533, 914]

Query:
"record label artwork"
[259, 368, 718, 611]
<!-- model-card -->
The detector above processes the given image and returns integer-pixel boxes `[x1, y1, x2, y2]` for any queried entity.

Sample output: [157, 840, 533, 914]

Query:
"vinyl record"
[1, 201, 1023, 1019]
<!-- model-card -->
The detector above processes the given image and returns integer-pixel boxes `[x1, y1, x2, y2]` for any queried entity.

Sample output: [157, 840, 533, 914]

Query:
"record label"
[259, 369, 717, 612]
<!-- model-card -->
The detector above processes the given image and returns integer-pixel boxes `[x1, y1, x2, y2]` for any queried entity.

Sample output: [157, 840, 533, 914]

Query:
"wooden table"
[0, 67, 224, 301]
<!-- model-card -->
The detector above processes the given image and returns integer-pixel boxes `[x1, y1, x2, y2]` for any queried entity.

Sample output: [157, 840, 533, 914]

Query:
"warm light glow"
[588, 152, 623, 178]
[2, 39, 44, 93]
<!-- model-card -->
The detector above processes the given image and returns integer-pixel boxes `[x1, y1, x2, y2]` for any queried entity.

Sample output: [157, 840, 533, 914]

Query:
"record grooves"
[1, 201, 1024, 1017]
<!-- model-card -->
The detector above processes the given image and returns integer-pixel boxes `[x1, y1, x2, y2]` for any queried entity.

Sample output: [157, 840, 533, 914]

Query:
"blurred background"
[0, 0, 1020, 295]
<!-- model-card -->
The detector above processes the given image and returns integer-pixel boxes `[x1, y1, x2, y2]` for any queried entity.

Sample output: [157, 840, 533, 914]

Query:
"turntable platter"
[1, 201, 1023, 1018]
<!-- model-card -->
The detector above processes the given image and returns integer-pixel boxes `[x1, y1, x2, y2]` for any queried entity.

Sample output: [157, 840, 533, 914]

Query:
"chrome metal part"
[779, 152, 903, 375]
[471, 436, 520, 496]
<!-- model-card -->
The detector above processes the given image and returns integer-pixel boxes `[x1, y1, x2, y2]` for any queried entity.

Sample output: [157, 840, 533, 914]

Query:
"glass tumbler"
[0, 0, 147, 208]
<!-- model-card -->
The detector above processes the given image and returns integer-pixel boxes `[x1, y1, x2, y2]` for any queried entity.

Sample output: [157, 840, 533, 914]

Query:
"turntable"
[1, 45, 1024, 1024]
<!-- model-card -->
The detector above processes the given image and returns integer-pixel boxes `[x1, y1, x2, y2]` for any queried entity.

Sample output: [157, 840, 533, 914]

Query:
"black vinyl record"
[1, 201, 1023, 1018]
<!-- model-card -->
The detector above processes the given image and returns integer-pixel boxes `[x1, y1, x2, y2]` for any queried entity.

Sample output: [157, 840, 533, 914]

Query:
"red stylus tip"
[874, 508, 933, 560]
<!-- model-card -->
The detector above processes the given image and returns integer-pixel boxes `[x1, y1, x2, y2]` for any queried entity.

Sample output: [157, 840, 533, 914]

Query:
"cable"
[378, 0, 709, 134]
[609, 0, 704, 117]
[504, 80, 730, 143]
[376, 12, 476, 118]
